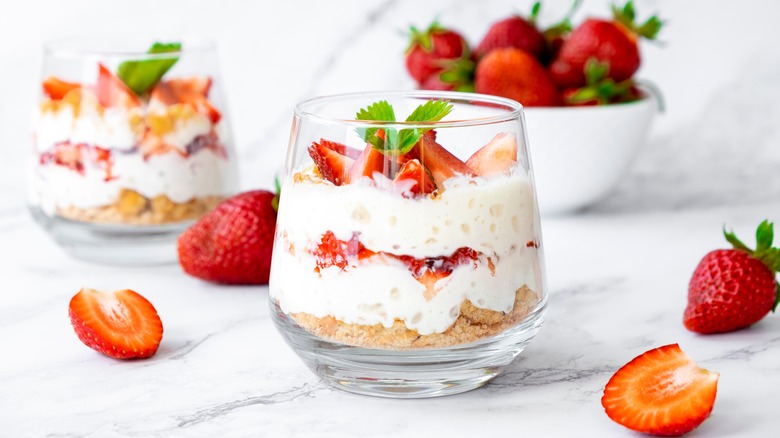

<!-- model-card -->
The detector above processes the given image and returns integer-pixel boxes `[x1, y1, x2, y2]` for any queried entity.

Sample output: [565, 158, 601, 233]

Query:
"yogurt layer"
[269, 170, 544, 335]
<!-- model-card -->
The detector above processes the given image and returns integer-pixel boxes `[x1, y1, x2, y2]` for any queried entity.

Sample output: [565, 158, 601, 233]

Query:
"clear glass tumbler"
[29, 37, 238, 265]
[269, 91, 548, 398]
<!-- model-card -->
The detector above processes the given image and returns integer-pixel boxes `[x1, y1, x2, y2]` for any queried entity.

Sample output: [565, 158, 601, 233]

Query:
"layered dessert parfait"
[29, 43, 235, 226]
[270, 99, 543, 349]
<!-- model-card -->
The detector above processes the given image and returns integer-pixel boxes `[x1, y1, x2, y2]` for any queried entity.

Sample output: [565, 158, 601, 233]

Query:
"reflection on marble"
[3, 0, 780, 436]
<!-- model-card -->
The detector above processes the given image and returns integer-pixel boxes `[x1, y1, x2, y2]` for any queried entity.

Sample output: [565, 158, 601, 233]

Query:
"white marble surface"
[3, 0, 780, 436]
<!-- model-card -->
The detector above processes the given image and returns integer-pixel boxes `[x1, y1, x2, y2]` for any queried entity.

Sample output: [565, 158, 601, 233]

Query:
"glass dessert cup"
[269, 91, 548, 398]
[28, 37, 238, 265]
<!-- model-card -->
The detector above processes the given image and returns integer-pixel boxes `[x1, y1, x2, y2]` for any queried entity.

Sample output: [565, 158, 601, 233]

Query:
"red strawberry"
[549, 1, 662, 87]
[465, 132, 518, 177]
[684, 221, 780, 334]
[392, 159, 436, 197]
[475, 48, 559, 107]
[405, 21, 469, 85]
[311, 231, 375, 272]
[475, 3, 546, 60]
[602, 344, 719, 436]
[178, 190, 278, 285]
[317, 139, 362, 160]
[96, 63, 141, 109]
[308, 141, 355, 186]
[69, 288, 163, 359]
[42, 76, 81, 100]
[151, 76, 221, 123]
[410, 131, 475, 186]
[345, 142, 387, 183]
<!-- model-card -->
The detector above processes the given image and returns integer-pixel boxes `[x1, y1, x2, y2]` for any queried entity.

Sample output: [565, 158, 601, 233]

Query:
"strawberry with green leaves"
[684, 220, 780, 334]
[475, 1, 548, 60]
[549, 0, 662, 87]
[405, 21, 471, 88]
[475, 47, 559, 107]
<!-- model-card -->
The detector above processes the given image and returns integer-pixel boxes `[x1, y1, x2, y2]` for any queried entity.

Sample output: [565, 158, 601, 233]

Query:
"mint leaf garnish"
[117, 42, 181, 95]
[355, 99, 452, 155]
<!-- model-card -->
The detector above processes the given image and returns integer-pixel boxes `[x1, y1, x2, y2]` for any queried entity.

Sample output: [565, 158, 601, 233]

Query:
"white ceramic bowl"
[524, 95, 658, 215]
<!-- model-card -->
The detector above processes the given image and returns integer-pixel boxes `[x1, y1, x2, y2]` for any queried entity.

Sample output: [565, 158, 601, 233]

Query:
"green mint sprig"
[117, 42, 181, 95]
[355, 99, 452, 155]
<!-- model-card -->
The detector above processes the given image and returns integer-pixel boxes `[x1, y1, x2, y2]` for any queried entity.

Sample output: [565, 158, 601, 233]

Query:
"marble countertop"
[3, 196, 780, 437]
[3, 0, 780, 436]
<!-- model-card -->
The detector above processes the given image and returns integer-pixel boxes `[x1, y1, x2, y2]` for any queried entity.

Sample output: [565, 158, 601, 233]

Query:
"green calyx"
[724, 220, 780, 311]
[407, 20, 444, 53]
[542, 0, 579, 40]
[117, 42, 181, 95]
[529, 2, 542, 25]
[271, 177, 281, 212]
[436, 56, 476, 91]
[565, 58, 636, 105]
[355, 100, 453, 155]
[611, 0, 663, 40]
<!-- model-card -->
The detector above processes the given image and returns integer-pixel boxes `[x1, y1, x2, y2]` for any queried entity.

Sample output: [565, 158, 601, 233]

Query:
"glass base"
[30, 206, 189, 266]
[271, 300, 547, 399]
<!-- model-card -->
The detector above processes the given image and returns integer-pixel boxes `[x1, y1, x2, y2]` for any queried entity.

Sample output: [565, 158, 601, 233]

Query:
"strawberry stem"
[724, 220, 780, 311]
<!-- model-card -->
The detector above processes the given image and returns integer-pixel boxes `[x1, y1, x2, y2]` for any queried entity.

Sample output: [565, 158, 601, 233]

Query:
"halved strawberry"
[42, 76, 80, 100]
[410, 130, 475, 186]
[308, 141, 355, 186]
[602, 344, 719, 436]
[68, 288, 163, 359]
[151, 77, 221, 123]
[345, 142, 387, 183]
[393, 159, 436, 197]
[96, 64, 141, 109]
[465, 132, 518, 177]
[318, 139, 362, 160]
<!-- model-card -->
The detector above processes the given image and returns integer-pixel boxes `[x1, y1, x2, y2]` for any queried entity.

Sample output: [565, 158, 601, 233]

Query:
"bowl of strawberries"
[404, 1, 662, 214]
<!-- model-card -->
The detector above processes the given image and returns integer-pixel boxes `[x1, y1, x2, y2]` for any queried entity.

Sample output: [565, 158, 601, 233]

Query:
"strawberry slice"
[318, 139, 362, 160]
[151, 77, 221, 123]
[96, 64, 141, 109]
[42, 76, 80, 100]
[68, 288, 163, 359]
[602, 344, 719, 436]
[308, 141, 355, 186]
[410, 130, 475, 186]
[465, 132, 518, 177]
[393, 159, 436, 197]
[345, 142, 387, 183]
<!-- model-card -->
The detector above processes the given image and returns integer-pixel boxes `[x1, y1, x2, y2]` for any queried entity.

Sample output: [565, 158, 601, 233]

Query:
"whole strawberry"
[684, 220, 780, 334]
[475, 47, 559, 107]
[475, 2, 546, 60]
[405, 21, 469, 85]
[178, 189, 279, 285]
[549, 1, 662, 87]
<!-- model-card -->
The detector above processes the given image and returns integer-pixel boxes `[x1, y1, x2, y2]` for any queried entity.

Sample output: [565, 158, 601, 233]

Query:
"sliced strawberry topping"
[68, 288, 164, 359]
[465, 132, 518, 177]
[392, 158, 436, 197]
[345, 142, 388, 183]
[151, 77, 221, 123]
[410, 130, 475, 186]
[602, 344, 719, 436]
[96, 64, 141, 109]
[317, 139, 362, 160]
[308, 141, 355, 186]
[42, 76, 81, 100]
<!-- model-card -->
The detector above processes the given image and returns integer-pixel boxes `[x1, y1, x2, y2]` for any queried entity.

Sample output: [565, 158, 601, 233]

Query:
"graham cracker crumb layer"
[290, 286, 540, 350]
[57, 188, 224, 225]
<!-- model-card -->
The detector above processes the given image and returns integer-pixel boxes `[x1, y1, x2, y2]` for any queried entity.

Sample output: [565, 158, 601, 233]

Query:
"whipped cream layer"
[29, 149, 236, 214]
[270, 171, 544, 335]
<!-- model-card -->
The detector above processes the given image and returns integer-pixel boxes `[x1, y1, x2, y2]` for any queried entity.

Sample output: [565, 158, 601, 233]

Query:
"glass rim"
[294, 91, 524, 128]
[43, 35, 216, 59]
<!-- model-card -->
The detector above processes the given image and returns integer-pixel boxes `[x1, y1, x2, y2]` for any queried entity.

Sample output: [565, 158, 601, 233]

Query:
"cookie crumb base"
[57, 189, 224, 225]
[290, 286, 540, 350]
